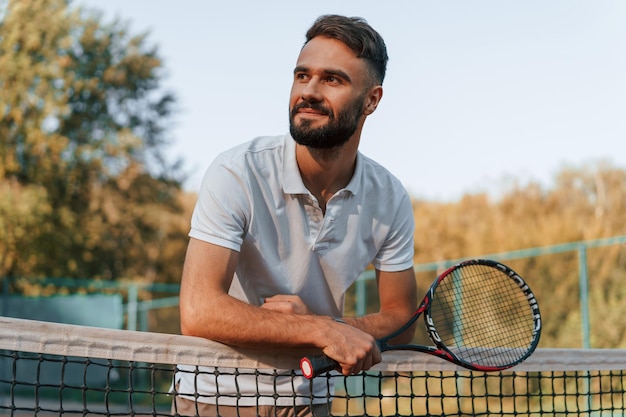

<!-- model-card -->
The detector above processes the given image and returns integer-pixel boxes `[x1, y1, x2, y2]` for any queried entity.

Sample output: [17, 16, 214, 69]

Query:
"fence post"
[356, 279, 367, 316]
[1, 277, 7, 317]
[127, 284, 138, 331]
[578, 245, 590, 349]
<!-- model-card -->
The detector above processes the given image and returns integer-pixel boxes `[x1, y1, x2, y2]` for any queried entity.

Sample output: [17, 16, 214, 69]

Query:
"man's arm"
[338, 268, 418, 342]
[179, 237, 382, 376]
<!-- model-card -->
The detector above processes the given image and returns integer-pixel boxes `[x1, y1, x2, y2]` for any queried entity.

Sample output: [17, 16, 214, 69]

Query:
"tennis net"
[1, 316, 626, 416]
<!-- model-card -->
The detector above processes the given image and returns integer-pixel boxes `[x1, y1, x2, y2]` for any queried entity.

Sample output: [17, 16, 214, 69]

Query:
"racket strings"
[429, 264, 537, 367]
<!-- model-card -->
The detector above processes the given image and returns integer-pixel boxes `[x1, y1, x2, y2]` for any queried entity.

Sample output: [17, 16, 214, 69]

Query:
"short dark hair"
[304, 14, 388, 85]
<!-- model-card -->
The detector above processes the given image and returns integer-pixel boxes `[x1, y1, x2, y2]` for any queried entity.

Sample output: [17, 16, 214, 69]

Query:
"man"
[174, 14, 417, 417]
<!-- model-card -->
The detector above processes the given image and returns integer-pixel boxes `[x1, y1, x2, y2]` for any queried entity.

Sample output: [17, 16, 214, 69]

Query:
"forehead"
[296, 36, 369, 82]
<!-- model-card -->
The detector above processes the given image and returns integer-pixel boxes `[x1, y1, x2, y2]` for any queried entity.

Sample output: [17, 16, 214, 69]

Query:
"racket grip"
[300, 355, 338, 379]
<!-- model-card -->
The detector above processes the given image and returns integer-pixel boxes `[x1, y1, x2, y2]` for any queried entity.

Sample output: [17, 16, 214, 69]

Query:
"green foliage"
[0, 0, 186, 283]
[0, 179, 51, 276]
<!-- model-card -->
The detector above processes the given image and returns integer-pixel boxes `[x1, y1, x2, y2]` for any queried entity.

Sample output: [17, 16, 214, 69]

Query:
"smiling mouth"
[297, 109, 327, 117]
[292, 102, 331, 117]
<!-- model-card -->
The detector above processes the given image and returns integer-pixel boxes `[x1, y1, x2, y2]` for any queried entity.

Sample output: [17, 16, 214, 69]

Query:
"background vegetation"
[2, 0, 626, 349]
[0, 0, 188, 284]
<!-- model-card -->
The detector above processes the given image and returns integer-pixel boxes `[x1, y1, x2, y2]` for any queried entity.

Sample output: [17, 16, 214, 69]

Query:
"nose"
[300, 78, 322, 102]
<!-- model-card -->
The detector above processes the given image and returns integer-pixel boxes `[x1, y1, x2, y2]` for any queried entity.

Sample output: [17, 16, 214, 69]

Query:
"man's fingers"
[323, 322, 381, 376]
[260, 301, 293, 313]
[261, 295, 311, 314]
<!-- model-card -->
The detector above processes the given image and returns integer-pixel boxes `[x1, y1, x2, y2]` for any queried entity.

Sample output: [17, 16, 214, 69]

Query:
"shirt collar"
[282, 133, 361, 196]
[282, 134, 309, 195]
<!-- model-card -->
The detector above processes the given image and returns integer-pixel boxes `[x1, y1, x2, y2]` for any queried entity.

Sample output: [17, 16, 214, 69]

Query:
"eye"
[325, 75, 340, 85]
[295, 72, 309, 82]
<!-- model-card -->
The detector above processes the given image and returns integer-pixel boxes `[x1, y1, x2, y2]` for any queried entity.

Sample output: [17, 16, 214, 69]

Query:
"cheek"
[289, 84, 301, 106]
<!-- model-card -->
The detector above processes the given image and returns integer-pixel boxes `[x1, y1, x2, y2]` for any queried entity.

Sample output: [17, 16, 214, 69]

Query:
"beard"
[289, 96, 365, 150]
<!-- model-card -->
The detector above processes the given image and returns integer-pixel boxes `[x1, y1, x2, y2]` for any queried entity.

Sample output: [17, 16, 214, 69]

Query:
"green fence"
[1, 277, 179, 332]
[3, 235, 626, 347]
[357, 234, 626, 349]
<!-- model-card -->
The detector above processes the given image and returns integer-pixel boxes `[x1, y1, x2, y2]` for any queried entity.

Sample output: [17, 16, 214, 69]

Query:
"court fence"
[2, 234, 626, 347]
[356, 234, 626, 350]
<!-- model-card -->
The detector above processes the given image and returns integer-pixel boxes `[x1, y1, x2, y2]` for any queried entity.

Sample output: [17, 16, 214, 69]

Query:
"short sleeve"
[189, 154, 250, 252]
[371, 190, 415, 272]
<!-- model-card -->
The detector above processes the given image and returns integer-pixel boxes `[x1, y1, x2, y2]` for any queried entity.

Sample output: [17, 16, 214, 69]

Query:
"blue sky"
[78, 1, 626, 201]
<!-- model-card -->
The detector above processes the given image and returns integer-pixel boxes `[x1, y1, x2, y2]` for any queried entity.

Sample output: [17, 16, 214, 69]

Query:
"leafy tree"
[0, 0, 186, 284]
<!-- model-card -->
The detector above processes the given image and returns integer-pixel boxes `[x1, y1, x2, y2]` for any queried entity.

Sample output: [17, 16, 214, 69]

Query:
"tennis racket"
[300, 259, 541, 379]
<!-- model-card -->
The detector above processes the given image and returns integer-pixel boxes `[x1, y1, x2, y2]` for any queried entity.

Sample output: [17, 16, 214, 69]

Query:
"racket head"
[424, 259, 541, 371]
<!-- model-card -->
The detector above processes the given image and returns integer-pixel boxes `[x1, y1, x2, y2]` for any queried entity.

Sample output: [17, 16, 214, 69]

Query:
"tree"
[0, 0, 187, 284]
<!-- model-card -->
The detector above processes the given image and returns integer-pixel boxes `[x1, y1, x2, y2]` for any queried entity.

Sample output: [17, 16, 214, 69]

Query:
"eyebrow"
[293, 66, 352, 84]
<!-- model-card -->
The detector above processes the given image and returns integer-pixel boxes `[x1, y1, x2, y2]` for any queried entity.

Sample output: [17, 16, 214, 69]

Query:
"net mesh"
[2, 316, 626, 417]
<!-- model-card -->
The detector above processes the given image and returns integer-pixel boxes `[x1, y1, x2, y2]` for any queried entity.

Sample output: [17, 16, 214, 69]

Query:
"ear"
[363, 85, 383, 116]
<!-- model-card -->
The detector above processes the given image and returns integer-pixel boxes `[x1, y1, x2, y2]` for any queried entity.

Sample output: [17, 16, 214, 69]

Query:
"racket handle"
[300, 355, 338, 379]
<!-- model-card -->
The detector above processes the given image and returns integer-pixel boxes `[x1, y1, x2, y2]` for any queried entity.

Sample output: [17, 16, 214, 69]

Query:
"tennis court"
[2, 316, 626, 416]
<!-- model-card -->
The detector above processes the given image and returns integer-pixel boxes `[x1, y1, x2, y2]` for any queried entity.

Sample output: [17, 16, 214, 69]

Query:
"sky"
[77, 0, 626, 201]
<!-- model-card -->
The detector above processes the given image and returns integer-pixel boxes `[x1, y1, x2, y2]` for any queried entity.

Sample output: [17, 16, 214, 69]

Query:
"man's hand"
[320, 319, 382, 376]
[260, 294, 381, 376]
[260, 294, 313, 315]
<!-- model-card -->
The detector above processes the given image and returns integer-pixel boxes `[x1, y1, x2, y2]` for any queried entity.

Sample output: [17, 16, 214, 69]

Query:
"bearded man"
[174, 14, 417, 417]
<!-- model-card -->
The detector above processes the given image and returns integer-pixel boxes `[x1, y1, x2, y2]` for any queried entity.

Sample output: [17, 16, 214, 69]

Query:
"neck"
[306, 146, 341, 164]
[296, 141, 358, 211]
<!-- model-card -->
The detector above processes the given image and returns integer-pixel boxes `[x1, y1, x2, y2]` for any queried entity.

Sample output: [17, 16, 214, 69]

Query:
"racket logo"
[503, 265, 542, 334]
[425, 315, 441, 343]
[529, 296, 541, 334]
[423, 292, 441, 343]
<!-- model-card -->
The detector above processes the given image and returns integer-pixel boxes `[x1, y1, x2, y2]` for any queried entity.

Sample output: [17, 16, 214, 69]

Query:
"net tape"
[2, 317, 626, 417]
[2, 316, 625, 371]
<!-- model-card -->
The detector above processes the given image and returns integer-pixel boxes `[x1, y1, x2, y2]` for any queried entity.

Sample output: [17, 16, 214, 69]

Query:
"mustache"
[291, 102, 333, 117]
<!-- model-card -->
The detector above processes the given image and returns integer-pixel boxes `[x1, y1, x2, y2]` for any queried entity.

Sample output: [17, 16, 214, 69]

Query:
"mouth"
[296, 110, 328, 121]
[292, 103, 332, 121]
[298, 108, 326, 116]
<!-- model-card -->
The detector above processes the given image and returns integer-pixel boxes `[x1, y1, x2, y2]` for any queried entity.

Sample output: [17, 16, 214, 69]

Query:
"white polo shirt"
[177, 134, 414, 405]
